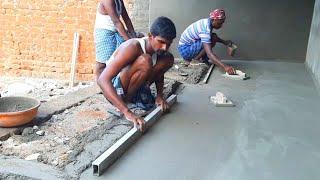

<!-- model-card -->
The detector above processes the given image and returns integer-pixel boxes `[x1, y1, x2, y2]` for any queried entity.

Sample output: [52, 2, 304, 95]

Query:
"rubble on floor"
[0, 78, 181, 179]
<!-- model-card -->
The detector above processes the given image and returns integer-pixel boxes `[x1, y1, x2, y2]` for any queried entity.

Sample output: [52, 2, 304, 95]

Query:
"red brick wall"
[0, 0, 149, 81]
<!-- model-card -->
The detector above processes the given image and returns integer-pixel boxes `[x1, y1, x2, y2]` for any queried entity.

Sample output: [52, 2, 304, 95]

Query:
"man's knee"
[159, 53, 174, 68]
[96, 62, 105, 71]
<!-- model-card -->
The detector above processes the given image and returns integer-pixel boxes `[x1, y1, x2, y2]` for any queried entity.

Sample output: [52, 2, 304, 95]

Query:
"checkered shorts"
[94, 29, 125, 63]
[177, 40, 203, 61]
[112, 74, 155, 111]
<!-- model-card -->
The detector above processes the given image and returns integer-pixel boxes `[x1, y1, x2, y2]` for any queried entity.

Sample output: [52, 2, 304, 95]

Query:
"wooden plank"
[69, 32, 80, 88]
[92, 94, 177, 176]
[203, 64, 214, 84]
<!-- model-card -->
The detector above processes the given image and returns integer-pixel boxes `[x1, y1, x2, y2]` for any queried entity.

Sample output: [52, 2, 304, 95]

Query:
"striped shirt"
[179, 18, 211, 45]
[179, 18, 212, 45]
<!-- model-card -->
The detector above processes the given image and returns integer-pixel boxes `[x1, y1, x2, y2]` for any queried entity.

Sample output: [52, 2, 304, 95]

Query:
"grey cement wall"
[127, 0, 150, 34]
[150, 0, 314, 62]
[306, 0, 320, 85]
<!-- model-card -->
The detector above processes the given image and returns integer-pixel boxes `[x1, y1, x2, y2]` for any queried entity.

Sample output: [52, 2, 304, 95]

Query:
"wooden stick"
[69, 32, 80, 88]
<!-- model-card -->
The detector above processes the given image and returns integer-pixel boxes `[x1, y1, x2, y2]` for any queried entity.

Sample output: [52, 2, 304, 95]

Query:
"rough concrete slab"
[165, 60, 209, 84]
[0, 94, 121, 169]
[64, 116, 132, 179]
[0, 156, 67, 179]
[0, 79, 180, 179]
[80, 60, 320, 180]
[0, 77, 93, 101]
[64, 80, 181, 179]
[35, 84, 101, 122]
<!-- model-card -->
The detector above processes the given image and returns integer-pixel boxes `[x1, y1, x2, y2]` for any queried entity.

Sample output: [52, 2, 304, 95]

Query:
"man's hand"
[224, 65, 236, 75]
[224, 40, 233, 47]
[124, 110, 146, 132]
[156, 96, 169, 112]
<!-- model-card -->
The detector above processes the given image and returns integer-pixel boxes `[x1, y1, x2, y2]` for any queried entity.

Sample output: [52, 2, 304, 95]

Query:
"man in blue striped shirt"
[177, 9, 236, 74]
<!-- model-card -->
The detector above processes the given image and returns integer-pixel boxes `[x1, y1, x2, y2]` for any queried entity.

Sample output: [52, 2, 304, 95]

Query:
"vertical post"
[69, 32, 80, 88]
[148, 0, 151, 29]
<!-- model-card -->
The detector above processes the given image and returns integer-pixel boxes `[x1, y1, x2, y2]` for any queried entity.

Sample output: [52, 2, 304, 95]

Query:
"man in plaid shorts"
[177, 9, 236, 75]
[94, 0, 141, 80]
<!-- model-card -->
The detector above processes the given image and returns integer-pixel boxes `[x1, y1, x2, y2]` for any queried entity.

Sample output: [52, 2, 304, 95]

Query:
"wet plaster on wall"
[80, 61, 320, 180]
[150, 0, 314, 61]
[306, 0, 320, 90]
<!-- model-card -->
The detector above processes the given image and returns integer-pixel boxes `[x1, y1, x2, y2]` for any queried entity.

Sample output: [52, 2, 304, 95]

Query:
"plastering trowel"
[210, 92, 235, 107]
[222, 70, 249, 80]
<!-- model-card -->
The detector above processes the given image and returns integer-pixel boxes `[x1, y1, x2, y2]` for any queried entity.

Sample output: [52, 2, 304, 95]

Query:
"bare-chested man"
[98, 17, 176, 132]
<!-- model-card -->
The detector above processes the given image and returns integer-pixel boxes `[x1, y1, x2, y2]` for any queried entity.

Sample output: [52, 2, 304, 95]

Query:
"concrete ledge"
[0, 156, 67, 179]
[0, 84, 101, 141]
[36, 84, 101, 122]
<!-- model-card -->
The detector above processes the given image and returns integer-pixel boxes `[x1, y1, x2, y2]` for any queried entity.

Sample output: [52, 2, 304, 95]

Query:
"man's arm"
[102, 0, 130, 40]
[121, 1, 136, 38]
[203, 43, 236, 74]
[155, 75, 164, 98]
[153, 54, 174, 112]
[154, 74, 170, 112]
[97, 43, 137, 113]
[212, 33, 233, 46]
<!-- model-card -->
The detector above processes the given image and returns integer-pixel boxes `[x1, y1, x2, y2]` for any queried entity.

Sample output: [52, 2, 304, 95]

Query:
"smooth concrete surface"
[150, 0, 314, 62]
[81, 61, 320, 180]
[306, 0, 320, 85]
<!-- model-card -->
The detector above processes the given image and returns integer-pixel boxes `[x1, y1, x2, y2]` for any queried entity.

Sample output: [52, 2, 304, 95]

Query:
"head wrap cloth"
[210, 9, 226, 20]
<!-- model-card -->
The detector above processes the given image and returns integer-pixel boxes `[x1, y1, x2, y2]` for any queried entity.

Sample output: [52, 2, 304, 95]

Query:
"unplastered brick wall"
[0, 0, 149, 81]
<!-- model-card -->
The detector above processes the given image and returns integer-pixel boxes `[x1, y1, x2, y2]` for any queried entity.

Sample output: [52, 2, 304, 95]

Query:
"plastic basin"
[0, 96, 40, 127]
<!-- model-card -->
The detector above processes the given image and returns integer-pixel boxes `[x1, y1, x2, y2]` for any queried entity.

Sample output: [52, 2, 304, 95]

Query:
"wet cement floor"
[81, 60, 320, 180]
